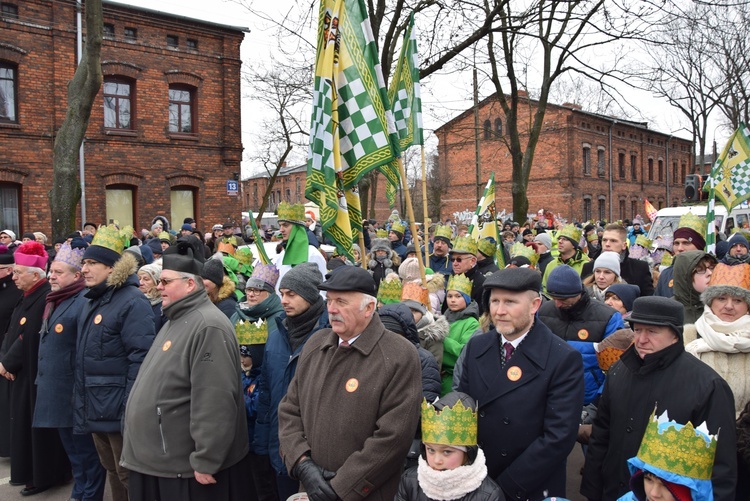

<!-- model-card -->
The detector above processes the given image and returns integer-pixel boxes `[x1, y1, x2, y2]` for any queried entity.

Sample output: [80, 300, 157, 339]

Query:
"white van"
[647, 203, 750, 240]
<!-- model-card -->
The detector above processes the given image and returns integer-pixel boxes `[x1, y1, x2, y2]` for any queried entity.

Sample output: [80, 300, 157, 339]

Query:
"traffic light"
[685, 174, 703, 202]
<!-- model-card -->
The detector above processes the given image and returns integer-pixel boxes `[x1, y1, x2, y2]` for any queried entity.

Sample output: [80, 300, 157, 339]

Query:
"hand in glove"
[292, 457, 338, 501]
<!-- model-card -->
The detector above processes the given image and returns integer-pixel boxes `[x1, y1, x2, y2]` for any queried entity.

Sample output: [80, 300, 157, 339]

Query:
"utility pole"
[473, 67, 481, 201]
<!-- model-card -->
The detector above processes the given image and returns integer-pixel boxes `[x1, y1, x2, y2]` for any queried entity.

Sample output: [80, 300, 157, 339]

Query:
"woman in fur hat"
[367, 237, 400, 289]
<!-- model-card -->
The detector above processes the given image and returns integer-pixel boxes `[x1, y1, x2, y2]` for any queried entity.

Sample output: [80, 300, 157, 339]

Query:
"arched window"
[483, 119, 491, 140]
[494, 118, 502, 137]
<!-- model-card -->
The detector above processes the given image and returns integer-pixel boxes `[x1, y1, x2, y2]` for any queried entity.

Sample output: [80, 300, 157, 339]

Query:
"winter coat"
[392, 240, 408, 261]
[654, 265, 675, 297]
[581, 342, 737, 501]
[121, 289, 248, 477]
[423, 273, 446, 316]
[242, 368, 261, 451]
[476, 257, 500, 276]
[429, 253, 451, 278]
[254, 309, 329, 473]
[457, 320, 584, 501]
[541, 250, 590, 294]
[395, 459, 505, 501]
[582, 254, 654, 297]
[74, 253, 156, 434]
[0, 275, 21, 348]
[213, 275, 239, 319]
[369, 259, 398, 290]
[538, 294, 624, 405]
[417, 312, 449, 368]
[442, 302, 481, 396]
[0, 274, 21, 457]
[673, 250, 711, 325]
[537, 252, 553, 276]
[278, 313, 422, 501]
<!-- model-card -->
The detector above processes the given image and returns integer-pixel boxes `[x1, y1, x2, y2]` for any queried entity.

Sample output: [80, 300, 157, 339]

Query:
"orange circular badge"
[94, 314, 102, 325]
[577, 329, 589, 340]
[54, 324, 64, 333]
[507, 366, 522, 382]
[162, 340, 172, 351]
[668, 279, 674, 288]
[345, 378, 359, 392]
[20, 317, 26, 325]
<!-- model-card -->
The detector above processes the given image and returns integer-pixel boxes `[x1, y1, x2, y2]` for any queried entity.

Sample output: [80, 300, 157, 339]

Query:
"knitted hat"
[606, 283, 640, 312]
[201, 258, 225, 288]
[277, 201, 306, 225]
[477, 237, 497, 258]
[83, 224, 129, 267]
[545, 265, 584, 298]
[1, 229, 16, 241]
[159, 231, 172, 244]
[727, 231, 749, 251]
[701, 262, 750, 308]
[279, 261, 323, 305]
[628, 296, 684, 339]
[54, 240, 86, 271]
[181, 224, 193, 232]
[370, 238, 391, 254]
[139, 243, 154, 265]
[398, 257, 421, 282]
[557, 224, 582, 247]
[147, 238, 163, 257]
[138, 263, 162, 285]
[450, 236, 477, 255]
[377, 274, 403, 305]
[22, 232, 35, 241]
[533, 232, 552, 250]
[162, 235, 206, 275]
[593, 251, 621, 278]
[673, 212, 706, 250]
[14, 241, 48, 269]
[124, 245, 145, 268]
[246, 263, 279, 294]
[0, 244, 13, 265]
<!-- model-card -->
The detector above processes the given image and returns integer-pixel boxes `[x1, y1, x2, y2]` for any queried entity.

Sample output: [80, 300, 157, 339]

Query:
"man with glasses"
[122, 235, 250, 500]
[0, 229, 19, 253]
[447, 236, 486, 314]
[74, 225, 155, 501]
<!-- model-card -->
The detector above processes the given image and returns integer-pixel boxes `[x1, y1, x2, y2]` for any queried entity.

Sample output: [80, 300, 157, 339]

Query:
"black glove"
[292, 457, 337, 501]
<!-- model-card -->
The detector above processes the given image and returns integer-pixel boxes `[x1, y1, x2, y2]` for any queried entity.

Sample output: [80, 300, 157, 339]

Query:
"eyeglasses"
[694, 267, 715, 276]
[451, 256, 471, 262]
[245, 288, 265, 296]
[159, 277, 189, 286]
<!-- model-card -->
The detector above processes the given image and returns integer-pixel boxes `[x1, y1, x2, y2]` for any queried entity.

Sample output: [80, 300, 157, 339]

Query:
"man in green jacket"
[542, 224, 590, 294]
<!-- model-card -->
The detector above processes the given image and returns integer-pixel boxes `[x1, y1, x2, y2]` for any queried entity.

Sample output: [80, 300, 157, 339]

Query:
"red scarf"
[43, 277, 86, 320]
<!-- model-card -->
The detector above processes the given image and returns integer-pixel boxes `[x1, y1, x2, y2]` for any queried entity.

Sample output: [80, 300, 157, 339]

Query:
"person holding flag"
[468, 173, 506, 271]
[272, 202, 327, 295]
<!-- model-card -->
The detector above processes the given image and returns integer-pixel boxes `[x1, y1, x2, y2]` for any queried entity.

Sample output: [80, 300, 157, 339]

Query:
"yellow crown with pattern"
[477, 237, 497, 257]
[91, 224, 131, 255]
[447, 273, 472, 296]
[661, 252, 673, 267]
[277, 202, 306, 225]
[451, 235, 477, 255]
[420, 398, 477, 446]
[510, 242, 538, 267]
[235, 318, 268, 345]
[377, 276, 403, 304]
[677, 212, 706, 235]
[401, 282, 430, 308]
[390, 221, 406, 235]
[635, 234, 652, 249]
[636, 410, 718, 480]
[557, 224, 582, 245]
[376, 229, 388, 238]
[434, 224, 453, 241]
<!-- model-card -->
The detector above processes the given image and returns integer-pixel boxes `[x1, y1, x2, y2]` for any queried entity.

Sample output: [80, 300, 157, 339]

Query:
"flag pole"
[421, 145, 430, 261]
[397, 156, 427, 284]
[359, 227, 367, 269]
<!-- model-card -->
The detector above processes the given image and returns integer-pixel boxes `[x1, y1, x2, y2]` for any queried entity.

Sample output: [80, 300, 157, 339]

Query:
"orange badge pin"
[54, 324, 64, 333]
[577, 329, 589, 340]
[668, 279, 674, 288]
[162, 340, 172, 351]
[20, 317, 26, 325]
[94, 314, 102, 325]
[507, 366, 522, 382]
[345, 378, 359, 392]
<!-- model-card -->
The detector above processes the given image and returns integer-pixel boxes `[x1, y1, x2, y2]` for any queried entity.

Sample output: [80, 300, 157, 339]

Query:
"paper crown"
[375, 229, 388, 238]
[451, 236, 477, 255]
[420, 398, 477, 446]
[477, 237, 497, 257]
[91, 224, 131, 256]
[377, 275, 403, 304]
[558, 224, 582, 245]
[235, 247, 254, 275]
[401, 282, 430, 308]
[390, 221, 406, 235]
[510, 242, 538, 267]
[707, 262, 750, 289]
[434, 224, 453, 241]
[677, 212, 706, 235]
[636, 410, 718, 481]
[54, 242, 86, 270]
[587, 232, 600, 243]
[217, 240, 236, 256]
[661, 252, 674, 267]
[235, 318, 268, 345]
[597, 346, 627, 372]
[447, 273, 472, 296]
[635, 235, 652, 249]
[277, 201, 306, 225]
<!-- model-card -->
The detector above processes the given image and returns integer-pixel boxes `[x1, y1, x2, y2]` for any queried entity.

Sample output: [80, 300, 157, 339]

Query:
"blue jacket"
[254, 308, 329, 473]
[74, 255, 155, 434]
[242, 368, 262, 451]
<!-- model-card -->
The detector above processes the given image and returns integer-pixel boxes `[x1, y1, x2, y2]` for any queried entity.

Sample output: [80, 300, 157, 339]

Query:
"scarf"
[417, 448, 488, 501]
[239, 293, 283, 322]
[282, 224, 309, 266]
[687, 305, 750, 355]
[284, 296, 326, 351]
[723, 253, 750, 266]
[42, 276, 86, 331]
[592, 285, 609, 302]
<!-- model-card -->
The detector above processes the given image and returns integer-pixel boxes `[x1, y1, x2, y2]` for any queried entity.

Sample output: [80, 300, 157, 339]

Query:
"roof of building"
[104, 0, 249, 33]
[244, 163, 307, 180]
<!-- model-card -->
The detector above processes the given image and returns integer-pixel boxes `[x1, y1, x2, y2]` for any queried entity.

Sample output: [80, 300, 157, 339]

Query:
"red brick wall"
[0, 0, 244, 237]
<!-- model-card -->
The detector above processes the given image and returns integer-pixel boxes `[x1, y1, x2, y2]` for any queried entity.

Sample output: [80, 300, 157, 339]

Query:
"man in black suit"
[457, 268, 584, 501]
[581, 224, 654, 296]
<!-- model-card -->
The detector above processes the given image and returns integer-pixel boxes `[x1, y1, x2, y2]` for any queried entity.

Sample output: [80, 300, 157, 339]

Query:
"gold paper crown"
[510, 242, 538, 267]
[401, 282, 430, 308]
[91, 224, 131, 255]
[277, 202, 306, 225]
[477, 237, 497, 257]
[434, 224, 453, 240]
[636, 410, 718, 480]
[451, 235, 477, 255]
[235, 318, 268, 345]
[158, 231, 171, 243]
[391, 221, 406, 235]
[447, 273, 472, 296]
[677, 212, 706, 235]
[420, 398, 477, 446]
[661, 253, 673, 267]
[377, 276, 403, 304]
[376, 229, 388, 238]
[635, 234, 652, 249]
[557, 224, 582, 244]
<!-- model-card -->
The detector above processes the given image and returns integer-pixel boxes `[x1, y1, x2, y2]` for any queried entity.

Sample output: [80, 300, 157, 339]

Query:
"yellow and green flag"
[468, 173, 505, 268]
[305, 0, 400, 260]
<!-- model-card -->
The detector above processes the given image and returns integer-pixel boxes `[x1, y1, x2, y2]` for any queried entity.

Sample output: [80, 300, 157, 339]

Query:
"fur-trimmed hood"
[106, 252, 139, 289]
[418, 312, 450, 343]
[424, 272, 446, 294]
[216, 275, 236, 303]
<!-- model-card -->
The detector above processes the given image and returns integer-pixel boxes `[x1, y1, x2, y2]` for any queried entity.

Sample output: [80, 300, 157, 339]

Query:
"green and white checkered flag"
[305, 0, 401, 260]
[383, 12, 423, 208]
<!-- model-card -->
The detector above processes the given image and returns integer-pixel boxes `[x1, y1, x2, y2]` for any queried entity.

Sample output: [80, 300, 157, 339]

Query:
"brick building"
[0, 0, 245, 237]
[435, 92, 694, 223]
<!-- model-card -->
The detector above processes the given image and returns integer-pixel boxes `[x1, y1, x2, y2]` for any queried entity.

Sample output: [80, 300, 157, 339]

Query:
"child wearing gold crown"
[396, 392, 504, 501]
[441, 274, 481, 395]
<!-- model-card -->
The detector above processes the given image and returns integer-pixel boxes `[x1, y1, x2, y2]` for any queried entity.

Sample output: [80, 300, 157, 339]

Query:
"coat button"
[503, 417, 510, 425]
[479, 411, 485, 418]
[626, 426, 633, 433]
[501, 449, 507, 457]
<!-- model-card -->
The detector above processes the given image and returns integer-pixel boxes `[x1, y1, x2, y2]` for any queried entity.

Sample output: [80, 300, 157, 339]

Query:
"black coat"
[581, 343, 737, 501]
[581, 255, 654, 297]
[458, 320, 584, 501]
[0, 274, 22, 457]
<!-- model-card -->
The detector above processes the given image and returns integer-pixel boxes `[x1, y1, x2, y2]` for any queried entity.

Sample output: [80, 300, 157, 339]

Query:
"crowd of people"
[0, 202, 749, 501]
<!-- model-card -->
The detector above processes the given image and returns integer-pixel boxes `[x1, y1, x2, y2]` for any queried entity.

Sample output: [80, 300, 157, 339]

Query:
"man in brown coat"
[278, 267, 422, 501]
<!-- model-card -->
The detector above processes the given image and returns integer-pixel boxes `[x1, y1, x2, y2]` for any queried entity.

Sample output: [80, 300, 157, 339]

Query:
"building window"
[169, 85, 195, 133]
[630, 154, 637, 181]
[167, 35, 179, 48]
[285, 188, 291, 201]
[582, 146, 591, 175]
[295, 178, 301, 201]
[103, 23, 115, 37]
[0, 183, 20, 235]
[106, 186, 135, 228]
[103, 78, 134, 129]
[672, 162, 678, 185]
[494, 118, 502, 137]
[658, 199, 664, 210]
[583, 197, 592, 221]
[0, 63, 17, 122]
[619, 199, 626, 220]
[1, 3, 18, 19]
[658, 159, 664, 182]
[598, 198, 606, 220]
[253, 184, 258, 207]
[631, 200, 637, 219]
[187, 39, 198, 50]
[597, 147, 605, 177]
[124, 27, 137, 40]
[618, 153, 625, 179]
[483, 119, 491, 140]
[681, 164, 686, 185]
[648, 158, 654, 181]
[171, 188, 195, 227]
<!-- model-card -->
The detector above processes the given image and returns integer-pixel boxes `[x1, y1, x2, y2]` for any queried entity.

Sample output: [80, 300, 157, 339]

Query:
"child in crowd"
[441, 274, 480, 395]
[604, 283, 640, 319]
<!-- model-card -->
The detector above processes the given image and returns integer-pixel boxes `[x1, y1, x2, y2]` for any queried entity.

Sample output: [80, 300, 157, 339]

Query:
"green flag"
[305, 0, 400, 260]
[468, 173, 505, 268]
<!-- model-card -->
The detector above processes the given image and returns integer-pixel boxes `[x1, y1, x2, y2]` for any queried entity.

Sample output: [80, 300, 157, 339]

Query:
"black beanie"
[201, 258, 225, 288]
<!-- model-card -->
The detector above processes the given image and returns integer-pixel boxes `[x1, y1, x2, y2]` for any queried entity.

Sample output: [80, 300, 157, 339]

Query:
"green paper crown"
[277, 202, 305, 225]
[447, 273, 472, 296]
[434, 224, 453, 240]
[557, 224, 582, 245]
[391, 221, 406, 235]
[235, 318, 268, 345]
[451, 235, 477, 255]
[377, 276, 403, 304]
[635, 234, 652, 249]
[376, 229, 388, 238]
[91, 224, 131, 255]
[510, 242, 538, 267]
[420, 398, 477, 446]
[636, 410, 718, 481]
[677, 212, 706, 236]
[477, 237, 497, 257]
[661, 252, 673, 267]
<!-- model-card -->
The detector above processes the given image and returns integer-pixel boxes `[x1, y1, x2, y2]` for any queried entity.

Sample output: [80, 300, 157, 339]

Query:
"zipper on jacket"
[157, 407, 167, 454]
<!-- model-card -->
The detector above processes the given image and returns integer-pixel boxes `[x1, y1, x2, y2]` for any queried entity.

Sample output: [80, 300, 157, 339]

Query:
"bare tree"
[50, 0, 103, 239]
[712, 3, 750, 132]
[424, 151, 449, 220]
